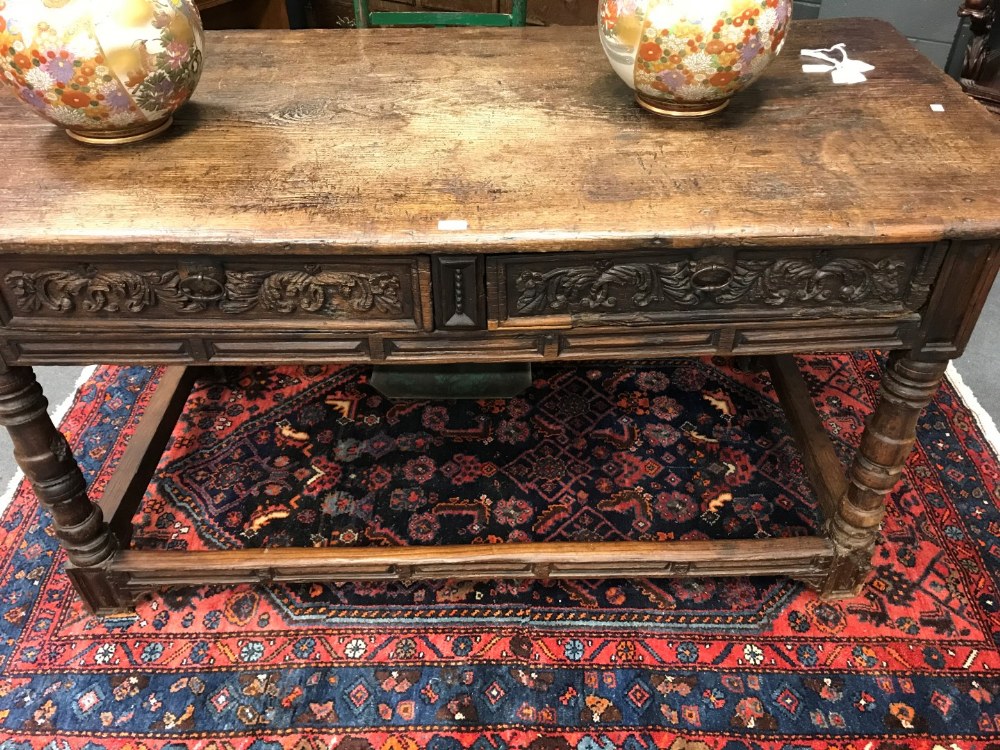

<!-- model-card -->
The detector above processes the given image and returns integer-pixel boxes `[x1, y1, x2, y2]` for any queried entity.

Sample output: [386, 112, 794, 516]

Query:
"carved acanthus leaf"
[4, 268, 404, 317]
[514, 258, 908, 315]
[220, 271, 402, 316]
[716, 259, 907, 306]
[515, 262, 699, 314]
[4, 270, 206, 314]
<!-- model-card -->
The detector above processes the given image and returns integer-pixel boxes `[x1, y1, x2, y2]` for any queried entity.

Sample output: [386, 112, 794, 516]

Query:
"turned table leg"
[0, 363, 129, 614]
[820, 353, 948, 598]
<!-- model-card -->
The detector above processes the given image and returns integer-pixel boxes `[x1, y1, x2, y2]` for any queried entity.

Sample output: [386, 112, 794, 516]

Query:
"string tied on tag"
[800, 43, 874, 85]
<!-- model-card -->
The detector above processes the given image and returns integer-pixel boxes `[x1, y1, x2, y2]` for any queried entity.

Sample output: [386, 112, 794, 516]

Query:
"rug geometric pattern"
[0, 353, 998, 749]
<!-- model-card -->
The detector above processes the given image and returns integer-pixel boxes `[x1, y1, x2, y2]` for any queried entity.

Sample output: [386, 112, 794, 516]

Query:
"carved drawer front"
[0, 256, 431, 331]
[488, 245, 945, 330]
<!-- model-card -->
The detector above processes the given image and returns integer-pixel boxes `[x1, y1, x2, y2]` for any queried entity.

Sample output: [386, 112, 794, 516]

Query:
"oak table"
[1, 20, 999, 615]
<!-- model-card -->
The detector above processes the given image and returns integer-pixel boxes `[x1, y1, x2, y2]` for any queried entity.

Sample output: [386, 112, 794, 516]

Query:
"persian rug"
[0, 354, 999, 750]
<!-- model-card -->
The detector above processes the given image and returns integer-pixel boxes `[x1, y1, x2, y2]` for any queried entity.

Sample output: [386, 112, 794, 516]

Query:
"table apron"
[0, 317, 923, 366]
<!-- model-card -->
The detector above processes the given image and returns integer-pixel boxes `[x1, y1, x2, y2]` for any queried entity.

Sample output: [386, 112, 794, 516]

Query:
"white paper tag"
[831, 67, 868, 85]
[930, 103, 945, 112]
[437, 219, 469, 231]
[840, 59, 875, 74]
[801, 45, 845, 66]
[801, 43, 873, 85]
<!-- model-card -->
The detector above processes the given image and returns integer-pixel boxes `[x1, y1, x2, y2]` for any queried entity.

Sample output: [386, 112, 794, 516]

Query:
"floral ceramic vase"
[0, 0, 203, 144]
[599, 0, 791, 117]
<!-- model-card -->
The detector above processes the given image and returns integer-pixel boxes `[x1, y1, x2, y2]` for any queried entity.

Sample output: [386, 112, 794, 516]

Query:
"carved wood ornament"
[514, 258, 909, 315]
[4, 267, 404, 317]
[960, 0, 997, 82]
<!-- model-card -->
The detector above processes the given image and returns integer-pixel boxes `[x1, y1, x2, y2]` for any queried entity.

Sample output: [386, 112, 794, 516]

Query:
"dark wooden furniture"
[960, 0, 1000, 113]
[1, 20, 1000, 616]
[195, 0, 291, 29]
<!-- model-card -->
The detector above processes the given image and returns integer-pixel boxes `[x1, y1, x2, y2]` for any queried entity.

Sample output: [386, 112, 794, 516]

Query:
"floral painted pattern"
[0, 0, 202, 135]
[600, 0, 791, 109]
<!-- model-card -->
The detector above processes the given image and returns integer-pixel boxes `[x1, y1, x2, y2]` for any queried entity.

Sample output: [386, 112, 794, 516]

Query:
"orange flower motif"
[12, 52, 30, 70]
[600, 1, 617, 28]
[61, 90, 90, 108]
[638, 42, 662, 62]
[709, 70, 737, 87]
[705, 39, 725, 54]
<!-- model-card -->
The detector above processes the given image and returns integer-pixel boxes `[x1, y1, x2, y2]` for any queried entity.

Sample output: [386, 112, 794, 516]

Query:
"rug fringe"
[0, 366, 97, 517]
[946, 363, 1000, 460]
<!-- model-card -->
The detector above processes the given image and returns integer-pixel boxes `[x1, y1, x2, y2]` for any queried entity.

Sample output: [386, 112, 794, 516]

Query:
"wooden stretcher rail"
[764, 354, 849, 523]
[98, 366, 199, 545]
[108, 538, 835, 591]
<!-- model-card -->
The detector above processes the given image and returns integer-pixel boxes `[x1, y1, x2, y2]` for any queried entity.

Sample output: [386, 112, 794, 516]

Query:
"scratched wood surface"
[1, 19, 1000, 256]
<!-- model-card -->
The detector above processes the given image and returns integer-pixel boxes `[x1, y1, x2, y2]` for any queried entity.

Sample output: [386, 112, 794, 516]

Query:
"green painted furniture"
[353, 0, 526, 28]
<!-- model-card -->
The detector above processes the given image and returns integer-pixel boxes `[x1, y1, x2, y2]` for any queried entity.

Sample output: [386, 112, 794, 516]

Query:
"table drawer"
[488, 245, 944, 330]
[0, 256, 431, 332]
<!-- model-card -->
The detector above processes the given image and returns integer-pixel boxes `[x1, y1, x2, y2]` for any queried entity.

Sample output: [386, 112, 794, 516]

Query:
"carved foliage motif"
[4, 267, 404, 317]
[220, 271, 402, 315]
[514, 258, 909, 315]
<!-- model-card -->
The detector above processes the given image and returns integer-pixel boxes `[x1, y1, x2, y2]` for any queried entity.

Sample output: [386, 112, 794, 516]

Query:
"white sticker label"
[930, 103, 945, 112]
[437, 220, 469, 231]
[841, 59, 875, 74]
[801, 44, 874, 85]
[831, 68, 868, 85]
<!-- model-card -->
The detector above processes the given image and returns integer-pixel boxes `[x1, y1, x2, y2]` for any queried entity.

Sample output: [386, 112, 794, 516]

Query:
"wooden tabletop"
[2, 19, 1000, 256]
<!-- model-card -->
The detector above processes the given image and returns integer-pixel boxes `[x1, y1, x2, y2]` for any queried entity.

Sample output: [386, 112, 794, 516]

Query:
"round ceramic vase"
[0, 0, 203, 144]
[599, 0, 792, 117]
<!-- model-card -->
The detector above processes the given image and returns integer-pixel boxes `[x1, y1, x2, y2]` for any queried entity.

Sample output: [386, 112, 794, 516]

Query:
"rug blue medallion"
[136, 360, 816, 622]
[0, 355, 998, 749]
